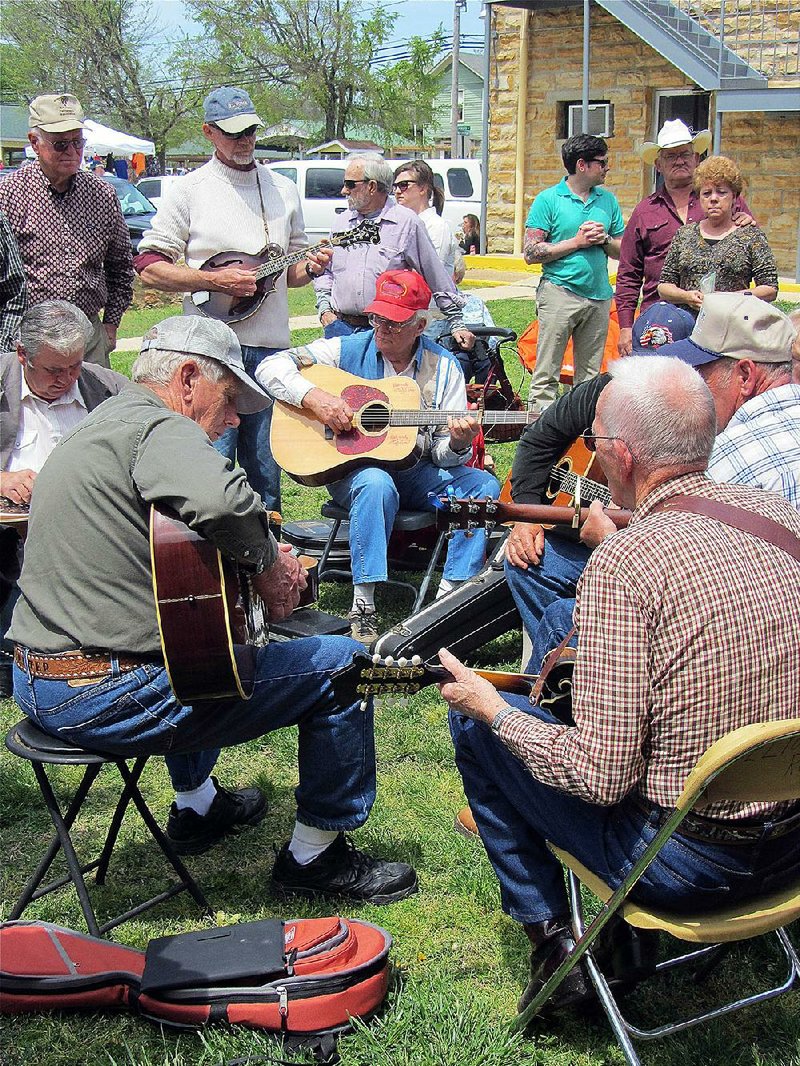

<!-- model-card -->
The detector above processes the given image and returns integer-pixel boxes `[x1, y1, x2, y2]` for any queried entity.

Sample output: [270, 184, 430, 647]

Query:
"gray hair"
[604, 356, 716, 466]
[703, 355, 792, 388]
[131, 348, 227, 386]
[346, 153, 393, 193]
[18, 300, 93, 361]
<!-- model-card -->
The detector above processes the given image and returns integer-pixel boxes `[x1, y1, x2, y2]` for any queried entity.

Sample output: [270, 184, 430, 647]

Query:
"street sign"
[457, 123, 471, 135]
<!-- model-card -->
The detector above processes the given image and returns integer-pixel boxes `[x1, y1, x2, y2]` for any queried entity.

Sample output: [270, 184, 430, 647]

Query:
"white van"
[265, 158, 482, 243]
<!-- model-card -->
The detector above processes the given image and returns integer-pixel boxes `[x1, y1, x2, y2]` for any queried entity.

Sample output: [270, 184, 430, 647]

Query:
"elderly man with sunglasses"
[135, 87, 330, 514]
[0, 94, 134, 368]
[260, 269, 499, 644]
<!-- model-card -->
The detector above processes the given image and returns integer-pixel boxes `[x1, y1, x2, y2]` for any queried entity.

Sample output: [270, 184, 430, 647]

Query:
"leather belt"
[14, 647, 160, 681]
[637, 798, 800, 844]
[338, 313, 370, 328]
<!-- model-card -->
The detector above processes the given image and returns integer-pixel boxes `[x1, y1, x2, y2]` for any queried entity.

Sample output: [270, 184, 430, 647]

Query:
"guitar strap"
[653, 495, 800, 563]
[255, 167, 271, 252]
[531, 626, 577, 706]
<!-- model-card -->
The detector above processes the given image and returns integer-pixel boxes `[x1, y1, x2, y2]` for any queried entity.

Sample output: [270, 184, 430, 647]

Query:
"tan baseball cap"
[29, 93, 86, 133]
[654, 293, 795, 367]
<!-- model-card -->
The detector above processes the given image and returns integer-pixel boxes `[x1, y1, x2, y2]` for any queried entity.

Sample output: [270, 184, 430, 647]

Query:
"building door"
[652, 90, 711, 189]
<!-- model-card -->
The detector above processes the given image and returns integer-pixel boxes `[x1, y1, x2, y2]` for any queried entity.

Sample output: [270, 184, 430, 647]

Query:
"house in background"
[426, 52, 486, 158]
[485, 0, 800, 277]
[0, 104, 32, 166]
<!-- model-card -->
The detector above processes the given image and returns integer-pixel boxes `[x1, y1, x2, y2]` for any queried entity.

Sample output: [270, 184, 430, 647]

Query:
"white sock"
[174, 777, 217, 816]
[288, 821, 339, 865]
[436, 578, 465, 600]
[351, 583, 376, 612]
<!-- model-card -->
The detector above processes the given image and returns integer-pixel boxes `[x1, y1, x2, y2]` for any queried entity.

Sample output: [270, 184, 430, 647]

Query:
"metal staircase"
[594, 0, 768, 88]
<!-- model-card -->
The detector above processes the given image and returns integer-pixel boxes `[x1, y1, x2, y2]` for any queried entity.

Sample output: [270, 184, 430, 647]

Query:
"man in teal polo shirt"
[524, 134, 624, 412]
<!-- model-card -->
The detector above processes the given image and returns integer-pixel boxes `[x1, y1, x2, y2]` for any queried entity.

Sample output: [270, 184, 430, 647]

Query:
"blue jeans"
[328, 462, 500, 585]
[13, 635, 375, 831]
[323, 319, 369, 340]
[215, 345, 282, 512]
[504, 534, 589, 672]
[529, 597, 578, 678]
[450, 699, 800, 924]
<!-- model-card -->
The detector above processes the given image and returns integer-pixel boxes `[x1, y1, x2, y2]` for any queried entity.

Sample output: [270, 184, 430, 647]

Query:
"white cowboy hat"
[640, 119, 712, 165]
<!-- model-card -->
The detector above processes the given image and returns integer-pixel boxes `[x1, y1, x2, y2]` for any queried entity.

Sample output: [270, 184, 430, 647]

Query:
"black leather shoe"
[594, 915, 659, 992]
[518, 923, 593, 1018]
[166, 777, 268, 855]
[271, 832, 418, 905]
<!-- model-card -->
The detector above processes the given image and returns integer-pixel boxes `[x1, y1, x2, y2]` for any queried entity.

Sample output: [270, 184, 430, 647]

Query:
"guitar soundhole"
[547, 460, 570, 500]
[358, 402, 391, 435]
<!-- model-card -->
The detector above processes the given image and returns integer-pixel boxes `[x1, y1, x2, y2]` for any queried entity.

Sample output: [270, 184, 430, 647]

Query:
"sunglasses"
[581, 431, 623, 452]
[342, 179, 370, 190]
[211, 123, 259, 140]
[588, 157, 610, 169]
[368, 313, 412, 334]
[41, 136, 86, 154]
[392, 180, 419, 192]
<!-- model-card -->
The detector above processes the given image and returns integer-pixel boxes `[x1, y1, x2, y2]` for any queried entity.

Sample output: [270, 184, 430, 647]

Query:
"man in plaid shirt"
[440, 355, 800, 1020]
[0, 210, 26, 351]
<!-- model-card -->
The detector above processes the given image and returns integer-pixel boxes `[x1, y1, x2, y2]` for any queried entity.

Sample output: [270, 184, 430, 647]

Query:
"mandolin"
[190, 219, 380, 324]
[271, 365, 540, 486]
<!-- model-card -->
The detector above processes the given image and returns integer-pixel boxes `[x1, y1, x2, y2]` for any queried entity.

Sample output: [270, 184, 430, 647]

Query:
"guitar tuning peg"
[359, 700, 368, 713]
[384, 656, 394, 666]
[372, 653, 381, 663]
[397, 657, 408, 667]
[411, 654, 422, 666]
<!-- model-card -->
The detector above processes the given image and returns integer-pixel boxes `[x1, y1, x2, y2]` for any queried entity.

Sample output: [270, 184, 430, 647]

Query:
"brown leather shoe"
[454, 805, 479, 839]
[518, 921, 593, 1018]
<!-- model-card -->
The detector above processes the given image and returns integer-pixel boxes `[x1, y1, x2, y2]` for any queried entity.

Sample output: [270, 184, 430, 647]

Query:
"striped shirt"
[499, 472, 800, 820]
[0, 162, 133, 326]
[0, 209, 27, 350]
[707, 384, 800, 510]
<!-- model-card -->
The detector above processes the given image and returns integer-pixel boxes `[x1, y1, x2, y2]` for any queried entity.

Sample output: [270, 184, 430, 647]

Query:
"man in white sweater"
[135, 87, 330, 511]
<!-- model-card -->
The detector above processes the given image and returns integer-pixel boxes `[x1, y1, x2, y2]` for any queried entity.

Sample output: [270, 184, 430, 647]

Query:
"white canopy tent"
[83, 120, 155, 157]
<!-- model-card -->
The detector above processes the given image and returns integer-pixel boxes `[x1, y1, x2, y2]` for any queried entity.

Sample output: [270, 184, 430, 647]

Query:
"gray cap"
[203, 87, 263, 134]
[139, 316, 271, 414]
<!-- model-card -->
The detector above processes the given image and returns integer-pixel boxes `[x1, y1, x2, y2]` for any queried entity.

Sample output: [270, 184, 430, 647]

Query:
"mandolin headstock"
[332, 652, 447, 708]
[335, 219, 381, 248]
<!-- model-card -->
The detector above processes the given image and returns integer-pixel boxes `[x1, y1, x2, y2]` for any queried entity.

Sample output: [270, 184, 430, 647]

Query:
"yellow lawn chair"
[513, 718, 800, 1063]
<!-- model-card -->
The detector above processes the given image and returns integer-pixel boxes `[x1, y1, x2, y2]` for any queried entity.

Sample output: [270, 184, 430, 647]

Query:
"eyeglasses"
[660, 149, 695, 163]
[342, 179, 370, 190]
[392, 180, 419, 192]
[40, 136, 86, 154]
[588, 157, 609, 169]
[368, 313, 411, 334]
[581, 431, 627, 452]
[210, 123, 259, 140]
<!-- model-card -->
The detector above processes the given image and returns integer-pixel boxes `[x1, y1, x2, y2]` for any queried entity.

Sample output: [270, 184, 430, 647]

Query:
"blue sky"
[150, 0, 485, 52]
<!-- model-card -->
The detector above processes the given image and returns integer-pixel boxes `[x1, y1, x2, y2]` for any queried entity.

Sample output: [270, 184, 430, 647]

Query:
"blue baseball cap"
[632, 302, 696, 354]
[203, 87, 263, 134]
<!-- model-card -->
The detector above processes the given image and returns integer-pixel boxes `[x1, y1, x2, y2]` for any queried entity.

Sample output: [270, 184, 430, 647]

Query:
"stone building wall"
[487, 3, 799, 276]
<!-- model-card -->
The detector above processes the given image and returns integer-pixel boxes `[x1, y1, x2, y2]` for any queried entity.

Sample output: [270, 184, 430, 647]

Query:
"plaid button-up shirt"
[0, 163, 133, 327]
[0, 209, 27, 350]
[500, 472, 800, 820]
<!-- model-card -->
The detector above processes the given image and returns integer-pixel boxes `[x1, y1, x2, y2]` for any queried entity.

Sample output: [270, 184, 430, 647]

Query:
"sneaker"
[166, 777, 268, 855]
[347, 602, 379, 645]
[271, 832, 418, 906]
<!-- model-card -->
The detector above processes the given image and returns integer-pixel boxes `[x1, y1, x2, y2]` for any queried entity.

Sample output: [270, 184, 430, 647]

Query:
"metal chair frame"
[512, 718, 800, 1064]
[6, 719, 211, 937]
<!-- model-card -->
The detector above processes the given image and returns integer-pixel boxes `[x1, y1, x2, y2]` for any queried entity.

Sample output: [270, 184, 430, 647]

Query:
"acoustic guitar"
[150, 505, 269, 704]
[498, 437, 611, 510]
[190, 219, 380, 324]
[271, 365, 540, 487]
[0, 498, 30, 531]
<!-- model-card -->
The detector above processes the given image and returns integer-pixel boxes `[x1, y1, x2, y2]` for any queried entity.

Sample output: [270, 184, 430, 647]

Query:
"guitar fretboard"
[554, 470, 611, 505]
[383, 410, 538, 428]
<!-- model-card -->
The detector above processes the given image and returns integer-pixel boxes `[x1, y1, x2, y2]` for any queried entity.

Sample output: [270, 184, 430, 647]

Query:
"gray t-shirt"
[11, 385, 276, 654]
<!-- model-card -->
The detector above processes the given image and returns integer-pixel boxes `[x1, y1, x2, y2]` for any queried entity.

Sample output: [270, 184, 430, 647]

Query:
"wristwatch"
[490, 707, 516, 735]
[305, 263, 318, 279]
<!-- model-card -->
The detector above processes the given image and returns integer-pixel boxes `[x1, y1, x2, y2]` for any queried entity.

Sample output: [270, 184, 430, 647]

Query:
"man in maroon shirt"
[615, 119, 752, 357]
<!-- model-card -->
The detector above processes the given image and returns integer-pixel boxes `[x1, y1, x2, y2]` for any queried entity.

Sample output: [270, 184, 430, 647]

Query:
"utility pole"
[450, 0, 467, 157]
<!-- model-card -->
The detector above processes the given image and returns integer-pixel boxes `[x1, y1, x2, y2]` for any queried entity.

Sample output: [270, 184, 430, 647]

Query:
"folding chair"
[513, 718, 800, 1063]
[5, 718, 211, 937]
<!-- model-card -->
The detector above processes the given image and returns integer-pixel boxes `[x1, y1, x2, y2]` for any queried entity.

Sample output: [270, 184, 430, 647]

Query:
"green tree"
[187, 0, 442, 143]
[1, 0, 205, 165]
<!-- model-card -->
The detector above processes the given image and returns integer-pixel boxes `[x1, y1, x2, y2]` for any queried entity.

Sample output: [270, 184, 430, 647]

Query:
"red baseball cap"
[365, 270, 432, 323]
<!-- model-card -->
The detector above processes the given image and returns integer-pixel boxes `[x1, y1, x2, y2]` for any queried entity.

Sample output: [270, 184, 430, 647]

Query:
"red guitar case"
[0, 916, 391, 1036]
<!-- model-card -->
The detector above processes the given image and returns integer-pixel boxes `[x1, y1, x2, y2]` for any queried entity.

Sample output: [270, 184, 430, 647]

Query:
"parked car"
[135, 174, 184, 209]
[101, 174, 155, 253]
[264, 158, 482, 242]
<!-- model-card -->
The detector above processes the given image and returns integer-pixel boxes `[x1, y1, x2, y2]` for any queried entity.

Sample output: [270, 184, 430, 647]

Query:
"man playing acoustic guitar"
[135, 87, 331, 514]
[9, 315, 418, 906]
[259, 269, 500, 644]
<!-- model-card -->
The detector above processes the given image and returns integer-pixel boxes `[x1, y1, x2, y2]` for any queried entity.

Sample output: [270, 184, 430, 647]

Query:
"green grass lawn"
[3, 290, 798, 1065]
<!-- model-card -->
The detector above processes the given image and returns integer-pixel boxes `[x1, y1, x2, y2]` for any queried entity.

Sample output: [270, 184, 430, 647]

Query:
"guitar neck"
[332, 653, 538, 702]
[437, 497, 632, 530]
[553, 471, 611, 506]
[252, 241, 325, 282]
[388, 409, 539, 427]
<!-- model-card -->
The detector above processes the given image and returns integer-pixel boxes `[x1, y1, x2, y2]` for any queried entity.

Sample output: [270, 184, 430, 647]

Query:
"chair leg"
[94, 755, 149, 885]
[317, 518, 343, 582]
[413, 531, 447, 613]
[10, 762, 104, 937]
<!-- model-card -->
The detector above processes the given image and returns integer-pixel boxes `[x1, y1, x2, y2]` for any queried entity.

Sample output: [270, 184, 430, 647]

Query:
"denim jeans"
[450, 698, 800, 924]
[13, 635, 375, 832]
[504, 534, 590, 672]
[328, 462, 500, 584]
[215, 345, 282, 512]
[323, 319, 369, 340]
[529, 597, 578, 678]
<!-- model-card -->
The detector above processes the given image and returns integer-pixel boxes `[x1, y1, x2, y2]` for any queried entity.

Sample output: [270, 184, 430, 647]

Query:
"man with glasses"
[135, 86, 330, 513]
[523, 134, 624, 413]
[313, 153, 473, 350]
[615, 119, 753, 357]
[261, 269, 499, 644]
[0, 94, 134, 368]
[0, 300, 128, 695]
